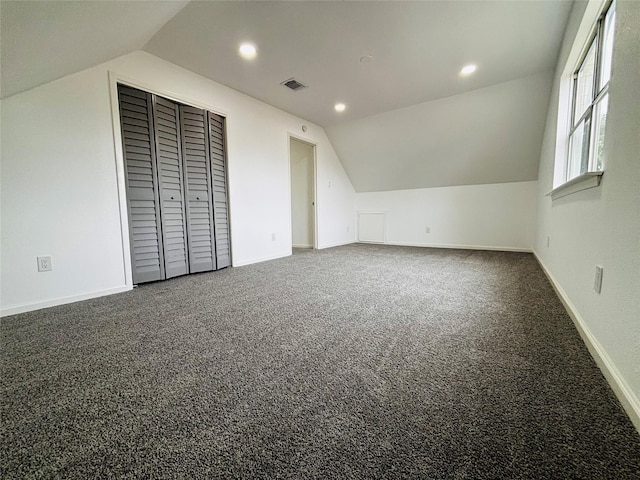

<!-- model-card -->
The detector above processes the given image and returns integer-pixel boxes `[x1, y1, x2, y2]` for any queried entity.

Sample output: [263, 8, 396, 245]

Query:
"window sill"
[547, 171, 604, 200]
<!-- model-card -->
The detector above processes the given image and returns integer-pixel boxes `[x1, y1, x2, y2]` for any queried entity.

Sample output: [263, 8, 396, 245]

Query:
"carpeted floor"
[2, 244, 639, 479]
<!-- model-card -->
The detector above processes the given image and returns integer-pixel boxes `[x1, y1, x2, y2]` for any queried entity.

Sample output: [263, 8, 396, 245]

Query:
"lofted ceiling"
[144, 0, 572, 127]
[1, 0, 574, 192]
[325, 72, 554, 192]
[0, 0, 189, 99]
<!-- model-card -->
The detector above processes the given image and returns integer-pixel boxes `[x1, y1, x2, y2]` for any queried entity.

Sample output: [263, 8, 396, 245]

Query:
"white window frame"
[549, 0, 615, 200]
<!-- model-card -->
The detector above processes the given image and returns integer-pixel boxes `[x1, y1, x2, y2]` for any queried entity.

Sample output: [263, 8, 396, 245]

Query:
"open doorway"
[289, 137, 316, 249]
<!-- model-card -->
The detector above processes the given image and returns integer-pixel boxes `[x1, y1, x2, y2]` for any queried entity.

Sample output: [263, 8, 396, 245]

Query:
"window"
[565, 1, 616, 183]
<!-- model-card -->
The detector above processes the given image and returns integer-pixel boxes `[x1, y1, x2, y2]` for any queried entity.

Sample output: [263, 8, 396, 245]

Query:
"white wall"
[356, 181, 537, 251]
[0, 51, 356, 315]
[535, 0, 640, 429]
[290, 138, 314, 248]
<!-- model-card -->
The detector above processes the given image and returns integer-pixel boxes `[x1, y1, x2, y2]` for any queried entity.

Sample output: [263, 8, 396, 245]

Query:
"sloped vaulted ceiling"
[0, 0, 189, 98]
[325, 71, 554, 191]
[1, 0, 573, 192]
[143, 0, 572, 192]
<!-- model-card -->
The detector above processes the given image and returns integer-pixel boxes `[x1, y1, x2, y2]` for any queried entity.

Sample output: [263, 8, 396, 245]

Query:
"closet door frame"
[109, 73, 233, 286]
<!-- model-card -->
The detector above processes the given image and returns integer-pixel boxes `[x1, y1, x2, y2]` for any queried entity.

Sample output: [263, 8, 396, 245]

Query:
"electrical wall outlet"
[425, 227, 431, 234]
[347, 226, 350, 233]
[37, 256, 52, 272]
[546, 236, 550, 248]
[594, 265, 603, 293]
[271, 233, 276, 241]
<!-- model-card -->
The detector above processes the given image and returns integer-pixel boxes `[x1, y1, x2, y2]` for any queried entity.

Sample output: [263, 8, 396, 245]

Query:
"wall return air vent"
[281, 78, 308, 91]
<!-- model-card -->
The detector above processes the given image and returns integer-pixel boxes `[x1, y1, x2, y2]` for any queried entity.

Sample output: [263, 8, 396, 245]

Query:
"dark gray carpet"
[2, 244, 639, 479]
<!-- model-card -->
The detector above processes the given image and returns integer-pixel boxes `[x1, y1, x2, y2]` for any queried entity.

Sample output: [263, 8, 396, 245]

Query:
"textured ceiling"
[144, 0, 572, 127]
[325, 72, 554, 192]
[1, 0, 574, 191]
[0, 1, 188, 98]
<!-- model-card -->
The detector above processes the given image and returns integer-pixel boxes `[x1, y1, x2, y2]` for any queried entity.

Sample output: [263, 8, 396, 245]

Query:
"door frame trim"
[287, 134, 318, 251]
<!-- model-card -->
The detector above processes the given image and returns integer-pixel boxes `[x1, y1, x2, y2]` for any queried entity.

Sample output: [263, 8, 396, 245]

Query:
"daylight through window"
[566, 0, 615, 182]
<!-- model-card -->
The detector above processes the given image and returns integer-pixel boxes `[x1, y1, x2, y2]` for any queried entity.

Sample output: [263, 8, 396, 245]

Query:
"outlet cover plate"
[37, 256, 52, 272]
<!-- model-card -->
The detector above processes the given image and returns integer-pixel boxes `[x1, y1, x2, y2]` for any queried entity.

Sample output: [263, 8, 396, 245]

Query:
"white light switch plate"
[594, 265, 603, 293]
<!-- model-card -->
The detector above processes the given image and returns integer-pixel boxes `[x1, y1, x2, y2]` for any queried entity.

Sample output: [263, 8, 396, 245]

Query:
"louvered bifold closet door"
[153, 96, 189, 279]
[208, 112, 231, 269]
[179, 106, 217, 273]
[118, 85, 165, 284]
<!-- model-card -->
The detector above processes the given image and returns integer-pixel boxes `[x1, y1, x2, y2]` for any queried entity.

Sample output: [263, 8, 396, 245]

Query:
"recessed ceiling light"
[239, 43, 257, 59]
[334, 103, 346, 112]
[460, 64, 477, 75]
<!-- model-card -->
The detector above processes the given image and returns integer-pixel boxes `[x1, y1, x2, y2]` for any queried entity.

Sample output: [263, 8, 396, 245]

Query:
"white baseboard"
[292, 244, 313, 249]
[232, 252, 290, 267]
[534, 252, 640, 433]
[317, 240, 356, 249]
[1, 285, 132, 318]
[362, 241, 533, 253]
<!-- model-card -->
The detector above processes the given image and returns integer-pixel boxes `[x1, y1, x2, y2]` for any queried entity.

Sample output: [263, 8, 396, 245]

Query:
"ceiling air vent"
[281, 78, 307, 91]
